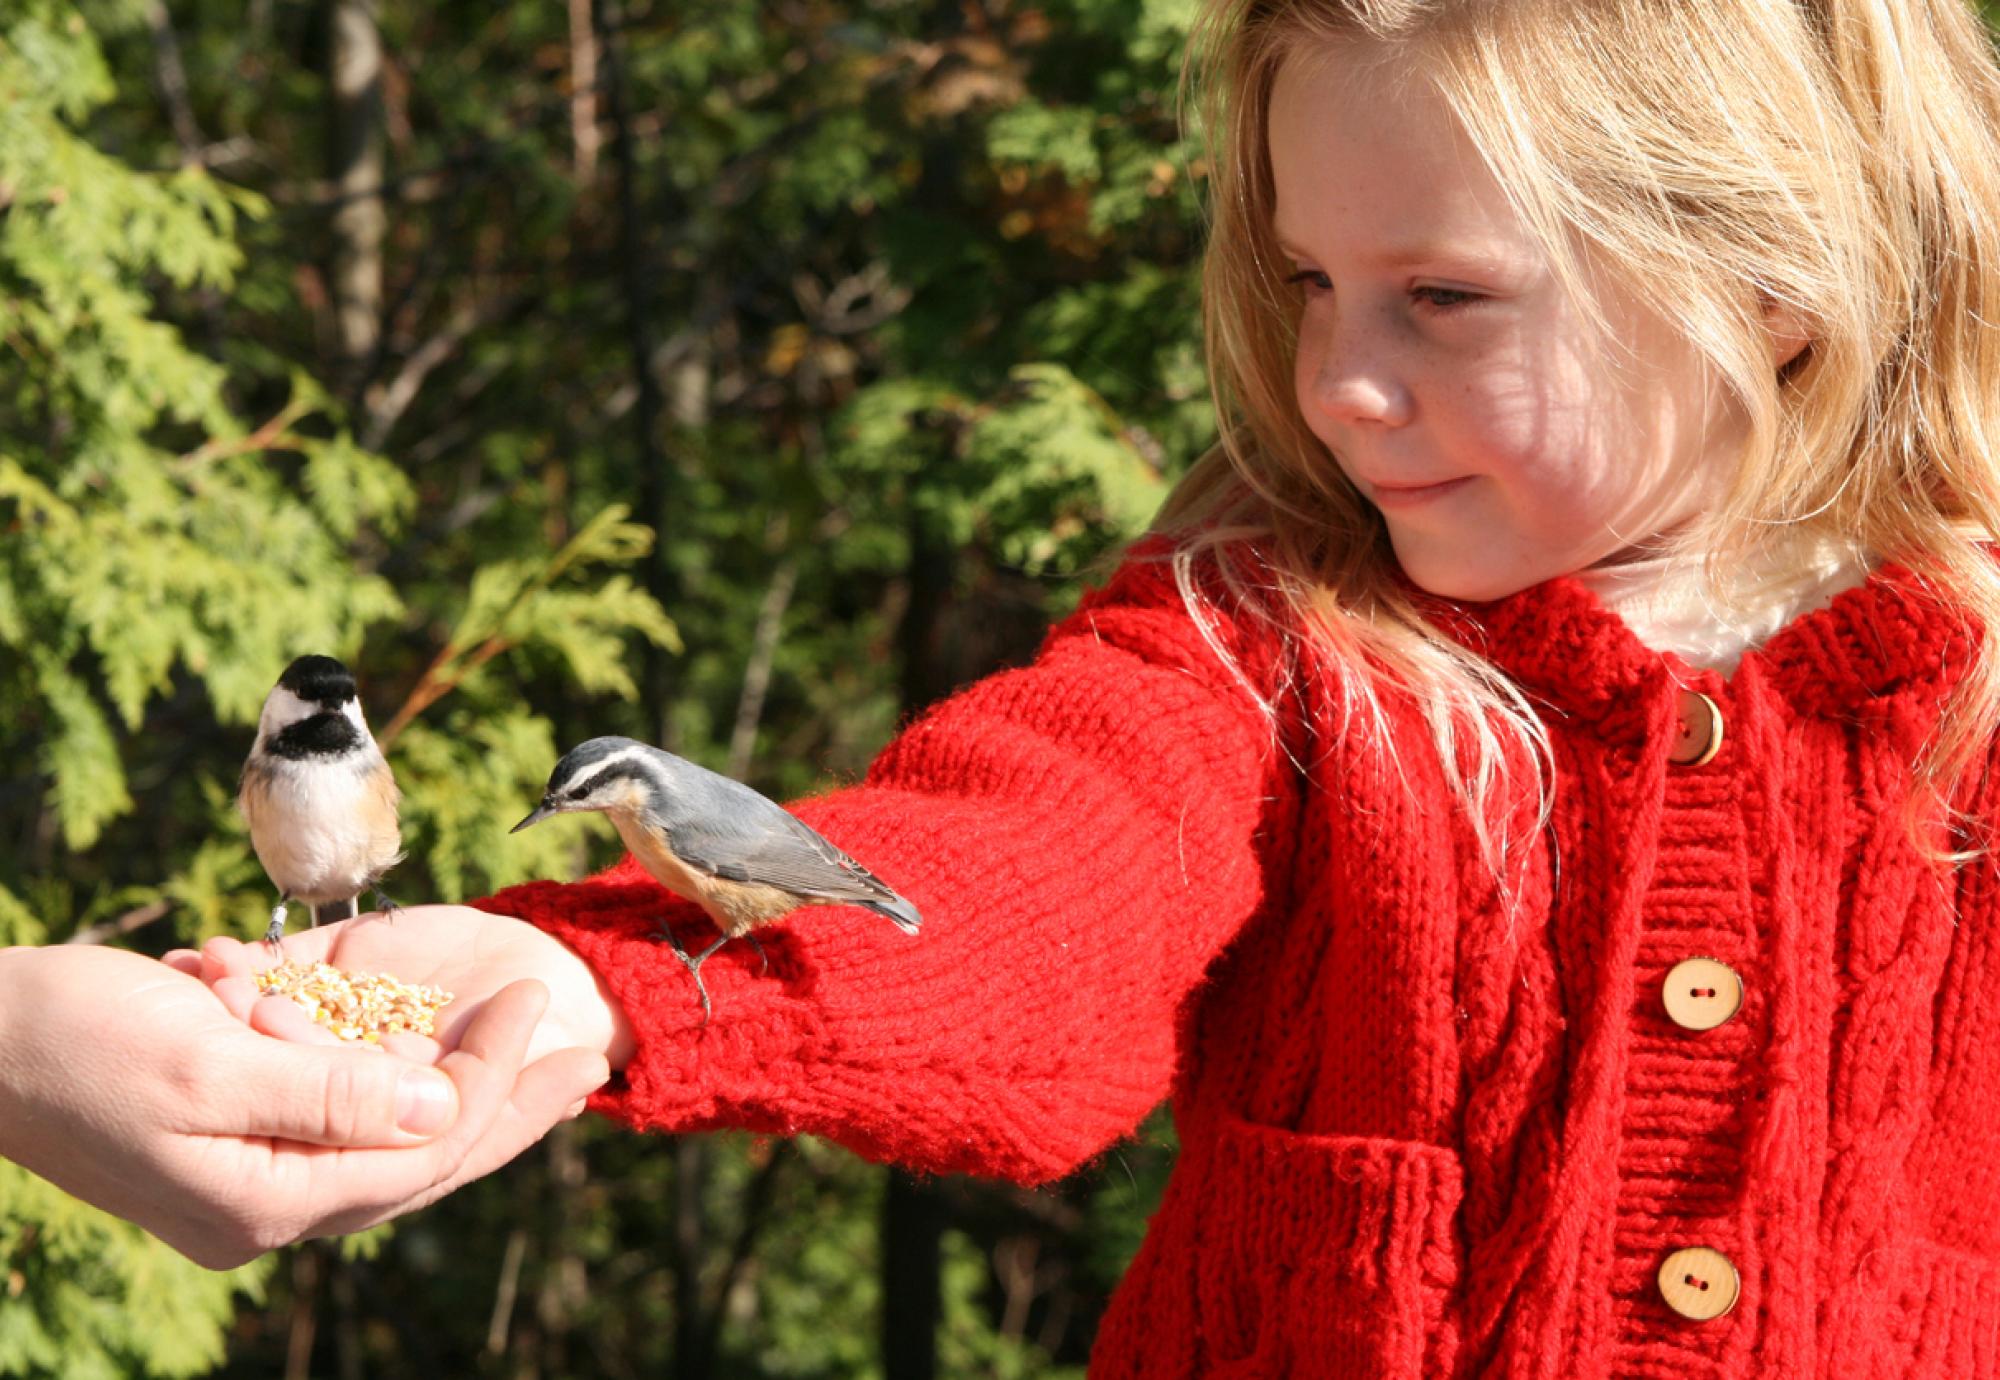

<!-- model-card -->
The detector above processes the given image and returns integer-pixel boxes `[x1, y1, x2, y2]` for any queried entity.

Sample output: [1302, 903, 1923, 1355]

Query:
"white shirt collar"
[1571, 530, 1876, 675]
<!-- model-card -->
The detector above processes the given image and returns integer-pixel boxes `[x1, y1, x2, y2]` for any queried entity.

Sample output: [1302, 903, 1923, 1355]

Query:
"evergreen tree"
[2, 0, 1202, 1371]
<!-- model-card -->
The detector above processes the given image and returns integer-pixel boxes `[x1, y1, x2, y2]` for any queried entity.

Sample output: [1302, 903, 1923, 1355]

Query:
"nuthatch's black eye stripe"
[269, 712, 365, 761]
[567, 758, 655, 799]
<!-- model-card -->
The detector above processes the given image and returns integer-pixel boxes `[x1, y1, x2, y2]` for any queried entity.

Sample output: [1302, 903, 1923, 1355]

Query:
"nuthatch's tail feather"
[862, 895, 922, 934]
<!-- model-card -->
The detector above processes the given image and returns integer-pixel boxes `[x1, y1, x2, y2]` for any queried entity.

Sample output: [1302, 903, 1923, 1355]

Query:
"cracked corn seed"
[255, 961, 452, 1043]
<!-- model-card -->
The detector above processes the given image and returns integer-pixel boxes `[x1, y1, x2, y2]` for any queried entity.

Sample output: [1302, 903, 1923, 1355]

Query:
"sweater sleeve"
[473, 548, 1297, 1185]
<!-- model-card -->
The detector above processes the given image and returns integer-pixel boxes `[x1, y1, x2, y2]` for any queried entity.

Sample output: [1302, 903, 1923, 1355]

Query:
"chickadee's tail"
[861, 895, 922, 935]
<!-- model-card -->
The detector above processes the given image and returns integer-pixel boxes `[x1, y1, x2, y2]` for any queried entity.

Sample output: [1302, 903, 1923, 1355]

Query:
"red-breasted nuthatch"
[511, 735, 921, 1021]
[238, 654, 404, 946]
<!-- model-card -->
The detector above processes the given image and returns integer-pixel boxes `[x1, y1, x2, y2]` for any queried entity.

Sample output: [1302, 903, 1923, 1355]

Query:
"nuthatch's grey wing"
[664, 799, 921, 933]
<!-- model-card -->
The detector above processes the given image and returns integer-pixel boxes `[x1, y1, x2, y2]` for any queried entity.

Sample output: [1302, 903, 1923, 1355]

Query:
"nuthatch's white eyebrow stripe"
[563, 744, 659, 794]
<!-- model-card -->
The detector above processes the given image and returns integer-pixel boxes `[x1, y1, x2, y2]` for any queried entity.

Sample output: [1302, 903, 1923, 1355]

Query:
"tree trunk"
[881, 451, 958, 1380]
[882, 1170, 946, 1380]
[327, 0, 385, 377]
[673, 1137, 710, 1378]
[596, 0, 675, 743]
[568, 0, 600, 186]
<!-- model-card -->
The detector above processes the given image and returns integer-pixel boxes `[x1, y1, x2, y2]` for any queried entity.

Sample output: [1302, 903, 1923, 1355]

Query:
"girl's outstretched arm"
[484, 551, 1299, 1185]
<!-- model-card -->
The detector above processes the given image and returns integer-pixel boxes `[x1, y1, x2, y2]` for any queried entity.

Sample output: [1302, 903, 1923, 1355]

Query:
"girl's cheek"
[1293, 307, 1357, 416]
[1293, 338, 1327, 423]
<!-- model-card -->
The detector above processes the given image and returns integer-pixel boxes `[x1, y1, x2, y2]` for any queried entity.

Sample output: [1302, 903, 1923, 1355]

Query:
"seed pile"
[255, 961, 452, 1043]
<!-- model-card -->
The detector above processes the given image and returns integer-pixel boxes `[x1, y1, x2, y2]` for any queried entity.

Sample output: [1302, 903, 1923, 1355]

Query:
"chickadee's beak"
[511, 803, 555, 834]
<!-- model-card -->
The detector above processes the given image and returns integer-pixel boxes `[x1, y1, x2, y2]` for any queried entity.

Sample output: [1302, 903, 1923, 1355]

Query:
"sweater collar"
[1420, 556, 1974, 724]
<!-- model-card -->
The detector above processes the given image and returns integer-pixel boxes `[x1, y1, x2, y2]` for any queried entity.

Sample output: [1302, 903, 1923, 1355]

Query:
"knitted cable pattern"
[479, 550, 1998, 1378]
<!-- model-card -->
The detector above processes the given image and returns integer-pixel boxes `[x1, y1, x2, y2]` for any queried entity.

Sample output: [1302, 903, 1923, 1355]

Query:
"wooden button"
[1668, 690, 1723, 766]
[1662, 957, 1743, 1032]
[1658, 1246, 1739, 1321]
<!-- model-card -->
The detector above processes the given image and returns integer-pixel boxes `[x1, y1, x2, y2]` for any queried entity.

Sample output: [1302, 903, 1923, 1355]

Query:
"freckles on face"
[1268, 46, 1741, 601]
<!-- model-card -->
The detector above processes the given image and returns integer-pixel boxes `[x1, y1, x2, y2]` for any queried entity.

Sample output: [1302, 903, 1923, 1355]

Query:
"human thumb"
[226, 1039, 461, 1146]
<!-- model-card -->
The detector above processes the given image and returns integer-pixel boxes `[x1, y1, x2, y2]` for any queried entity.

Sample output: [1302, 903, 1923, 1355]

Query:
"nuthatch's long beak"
[510, 803, 554, 834]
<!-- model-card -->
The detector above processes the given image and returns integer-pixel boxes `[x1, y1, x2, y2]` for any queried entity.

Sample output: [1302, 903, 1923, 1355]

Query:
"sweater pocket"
[1195, 1112, 1464, 1380]
[1820, 1235, 2000, 1378]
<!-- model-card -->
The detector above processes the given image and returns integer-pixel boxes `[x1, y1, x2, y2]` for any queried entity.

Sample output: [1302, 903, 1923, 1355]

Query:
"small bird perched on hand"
[512, 736, 921, 1022]
[239, 654, 404, 946]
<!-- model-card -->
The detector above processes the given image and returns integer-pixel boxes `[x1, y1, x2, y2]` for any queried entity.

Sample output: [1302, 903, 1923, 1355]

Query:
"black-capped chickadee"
[511, 735, 921, 1021]
[239, 654, 404, 946]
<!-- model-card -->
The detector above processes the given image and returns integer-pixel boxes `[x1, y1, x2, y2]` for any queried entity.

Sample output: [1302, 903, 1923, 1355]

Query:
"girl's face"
[1270, 48, 1745, 601]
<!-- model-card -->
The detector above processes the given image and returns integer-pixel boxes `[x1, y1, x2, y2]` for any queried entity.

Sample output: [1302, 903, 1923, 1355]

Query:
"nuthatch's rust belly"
[607, 809, 799, 937]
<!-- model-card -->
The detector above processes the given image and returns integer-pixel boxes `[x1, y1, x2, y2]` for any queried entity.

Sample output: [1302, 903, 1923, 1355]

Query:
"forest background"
[0, 0, 1213, 1375]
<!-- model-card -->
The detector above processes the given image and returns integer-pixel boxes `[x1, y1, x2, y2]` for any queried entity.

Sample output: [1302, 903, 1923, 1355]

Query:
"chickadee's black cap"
[279, 654, 357, 706]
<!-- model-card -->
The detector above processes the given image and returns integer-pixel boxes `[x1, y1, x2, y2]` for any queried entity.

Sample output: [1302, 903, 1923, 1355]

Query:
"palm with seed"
[205, 905, 632, 1070]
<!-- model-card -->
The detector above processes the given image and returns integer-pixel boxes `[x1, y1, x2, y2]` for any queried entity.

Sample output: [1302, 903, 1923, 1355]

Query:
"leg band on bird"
[264, 898, 292, 948]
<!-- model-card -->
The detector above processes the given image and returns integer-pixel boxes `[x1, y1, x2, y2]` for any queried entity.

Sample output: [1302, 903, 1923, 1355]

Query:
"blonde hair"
[1161, 0, 2000, 871]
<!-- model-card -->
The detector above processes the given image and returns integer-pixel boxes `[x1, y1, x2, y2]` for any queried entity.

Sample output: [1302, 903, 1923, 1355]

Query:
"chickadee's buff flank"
[239, 654, 404, 945]
[512, 735, 921, 1021]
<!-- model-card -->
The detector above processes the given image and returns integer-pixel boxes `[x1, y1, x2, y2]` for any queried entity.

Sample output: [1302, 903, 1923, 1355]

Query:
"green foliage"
[0, 887, 47, 948]
[988, 101, 1103, 182]
[937, 1231, 1086, 1380]
[964, 363, 1170, 575]
[0, 7, 679, 1374]
[440, 504, 682, 694]
[749, 1140, 887, 1376]
[0, 1161, 267, 1379]
[3, 0, 1205, 1372]
[396, 706, 565, 899]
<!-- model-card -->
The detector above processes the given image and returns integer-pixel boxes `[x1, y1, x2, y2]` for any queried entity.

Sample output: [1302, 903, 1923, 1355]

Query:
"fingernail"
[396, 1070, 454, 1136]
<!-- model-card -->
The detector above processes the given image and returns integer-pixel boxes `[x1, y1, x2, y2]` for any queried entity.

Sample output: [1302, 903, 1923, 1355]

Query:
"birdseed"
[255, 961, 452, 1043]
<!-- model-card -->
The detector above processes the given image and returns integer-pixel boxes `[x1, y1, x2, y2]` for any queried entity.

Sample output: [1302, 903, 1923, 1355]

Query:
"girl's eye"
[1412, 285, 1479, 310]
[1283, 268, 1331, 293]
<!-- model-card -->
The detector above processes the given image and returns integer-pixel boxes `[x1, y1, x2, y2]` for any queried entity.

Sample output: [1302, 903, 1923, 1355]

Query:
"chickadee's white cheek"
[259, 686, 318, 736]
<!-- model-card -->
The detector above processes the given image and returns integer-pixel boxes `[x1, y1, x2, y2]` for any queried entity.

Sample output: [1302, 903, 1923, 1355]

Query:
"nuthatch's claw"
[654, 922, 730, 1027]
[680, 955, 715, 1026]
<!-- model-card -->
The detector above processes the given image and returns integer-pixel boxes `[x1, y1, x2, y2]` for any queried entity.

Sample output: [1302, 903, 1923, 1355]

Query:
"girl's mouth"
[1368, 476, 1474, 509]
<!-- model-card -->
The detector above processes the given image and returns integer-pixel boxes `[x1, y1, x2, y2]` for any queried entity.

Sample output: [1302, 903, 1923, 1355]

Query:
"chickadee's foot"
[371, 888, 401, 917]
[746, 933, 770, 975]
[263, 902, 290, 949]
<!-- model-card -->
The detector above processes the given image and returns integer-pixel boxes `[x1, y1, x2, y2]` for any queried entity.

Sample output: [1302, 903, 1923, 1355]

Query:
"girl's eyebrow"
[1273, 228, 1527, 275]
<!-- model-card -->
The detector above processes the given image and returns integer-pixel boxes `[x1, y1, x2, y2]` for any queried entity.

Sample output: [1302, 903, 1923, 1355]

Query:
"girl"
[216, 0, 2000, 1373]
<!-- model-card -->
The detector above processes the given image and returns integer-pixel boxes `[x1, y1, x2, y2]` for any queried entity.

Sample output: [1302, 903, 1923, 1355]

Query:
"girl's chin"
[1389, 545, 1543, 605]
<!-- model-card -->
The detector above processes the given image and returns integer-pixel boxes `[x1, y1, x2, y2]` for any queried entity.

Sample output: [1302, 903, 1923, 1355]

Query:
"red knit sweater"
[479, 546, 1997, 1378]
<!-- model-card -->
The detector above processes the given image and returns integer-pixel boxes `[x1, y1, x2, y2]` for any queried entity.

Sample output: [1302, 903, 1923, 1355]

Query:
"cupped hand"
[0, 944, 609, 1269]
[197, 904, 635, 1071]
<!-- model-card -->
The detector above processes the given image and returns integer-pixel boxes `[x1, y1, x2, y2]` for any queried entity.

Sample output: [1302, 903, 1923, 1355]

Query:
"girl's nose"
[1302, 319, 1413, 428]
